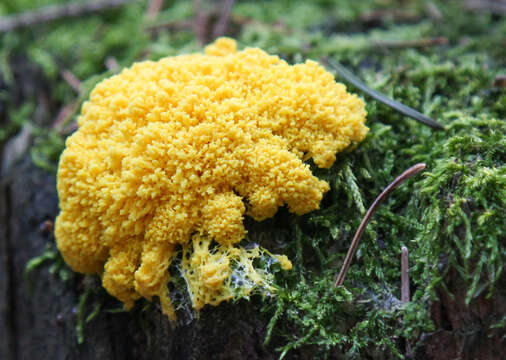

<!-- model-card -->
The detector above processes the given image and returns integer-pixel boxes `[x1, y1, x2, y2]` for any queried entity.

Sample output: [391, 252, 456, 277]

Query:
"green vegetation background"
[1, 0, 504, 358]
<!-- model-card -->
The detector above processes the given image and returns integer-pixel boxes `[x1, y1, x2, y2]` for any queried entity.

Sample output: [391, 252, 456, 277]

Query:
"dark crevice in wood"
[3, 184, 17, 360]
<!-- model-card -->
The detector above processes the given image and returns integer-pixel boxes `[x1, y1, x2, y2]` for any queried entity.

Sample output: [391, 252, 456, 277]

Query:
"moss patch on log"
[3, 0, 504, 358]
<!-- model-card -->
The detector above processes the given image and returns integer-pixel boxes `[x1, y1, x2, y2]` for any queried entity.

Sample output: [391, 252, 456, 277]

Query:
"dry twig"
[401, 245, 413, 358]
[52, 102, 78, 134]
[334, 163, 426, 287]
[401, 246, 410, 303]
[60, 70, 82, 94]
[372, 36, 448, 49]
[425, 1, 443, 21]
[145, 19, 193, 32]
[464, 0, 506, 15]
[360, 9, 420, 23]
[105, 57, 120, 72]
[0, 0, 137, 33]
[193, 0, 208, 45]
[212, 0, 235, 39]
[192, 0, 236, 45]
[146, 0, 164, 19]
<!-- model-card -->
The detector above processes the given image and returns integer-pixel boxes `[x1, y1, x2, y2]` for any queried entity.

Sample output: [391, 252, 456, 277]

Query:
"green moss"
[411, 116, 505, 304]
[24, 244, 71, 292]
[246, 1, 504, 357]
[0, 102, 34, 141]
[30, 129, 65, 173]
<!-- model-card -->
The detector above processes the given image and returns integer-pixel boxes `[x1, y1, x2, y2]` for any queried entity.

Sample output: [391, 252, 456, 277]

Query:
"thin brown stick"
[146, 0, 164, 19]
[401, 245, 413, 357]
[0, 0, 137, 33]
[193, 0, 209, 45]
[360, 9, 420, 23]
[212, 0, 235, 39]
[425, 2, 443, 21]
[334, 163, 426, 287]
[464, 0, 506, 15]
[145, 19, 193, 32]
[60, 70, 82, 94]
[105, 56, 120, 72]
[52, 101, 78, 134]
[372, 37, 448, 49]
[401, 246, 410, 303]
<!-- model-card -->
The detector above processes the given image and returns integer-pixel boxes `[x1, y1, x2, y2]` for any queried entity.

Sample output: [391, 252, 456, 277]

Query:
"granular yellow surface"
[54, 38, 368, 320]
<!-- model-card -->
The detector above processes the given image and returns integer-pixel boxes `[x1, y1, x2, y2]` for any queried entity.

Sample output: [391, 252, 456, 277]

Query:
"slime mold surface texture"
[55, 38, 368, 320]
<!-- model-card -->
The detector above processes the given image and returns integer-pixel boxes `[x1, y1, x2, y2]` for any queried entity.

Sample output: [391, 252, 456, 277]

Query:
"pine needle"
[325, 59, 445, 130]
[334, 163, 426, 287]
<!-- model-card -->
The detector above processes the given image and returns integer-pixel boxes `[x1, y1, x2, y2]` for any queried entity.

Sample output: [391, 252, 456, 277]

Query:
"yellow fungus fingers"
[247, 187, 281, 221]
[283, 178, 330, 215]
[54, 38, 368, 318]
[275, 255, 293, 270]
[310, 140, 339, 169]
[134, 241, 175, 298]
[204, 37, 237, 56]
[54, 211, 108, 274]
[145, 202, 195, 245]
[201, 192, 246, 246]
[244, 143, 330, 218]
[102, 243, 142, 309]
